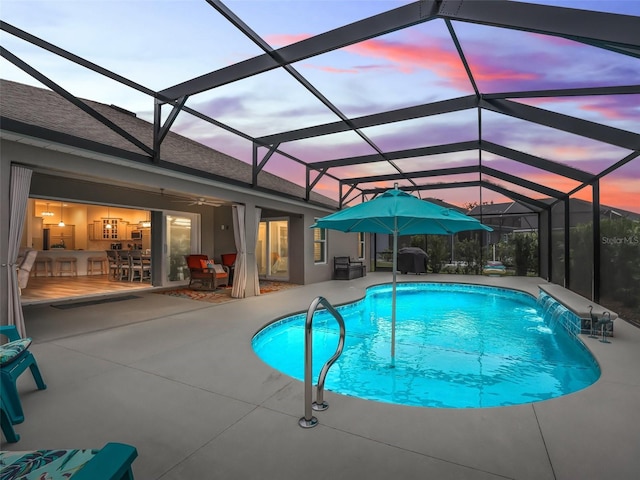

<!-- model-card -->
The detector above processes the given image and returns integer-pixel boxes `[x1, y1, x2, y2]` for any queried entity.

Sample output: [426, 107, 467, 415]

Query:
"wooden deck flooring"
[21, 274, 154, 305]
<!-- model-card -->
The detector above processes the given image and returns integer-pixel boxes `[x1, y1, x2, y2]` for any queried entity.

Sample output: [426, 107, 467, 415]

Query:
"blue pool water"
[252, 283, 600, 408]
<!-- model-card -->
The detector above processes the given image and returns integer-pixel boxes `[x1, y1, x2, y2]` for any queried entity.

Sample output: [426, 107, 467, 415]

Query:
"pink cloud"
[514, 96, 640, 122]
[529, 31, 578, 48]
[265, 33, 312, 47]
[267, 32, 537, 91]
[345, 38, 461, 74]
[551, 144, 593, 158]
[491, 170, 640, 214]
[579, 96, 640, 120]
[601, 187, 640, 213]
[346, 37, 537, 90]
[303, 64, 360, 74]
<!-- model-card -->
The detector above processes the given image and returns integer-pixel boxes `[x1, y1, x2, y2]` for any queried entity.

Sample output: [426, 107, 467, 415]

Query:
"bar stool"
[31, 256, 53, 277]
[55, 257, 77, 276]
[87, 256, 108, 275]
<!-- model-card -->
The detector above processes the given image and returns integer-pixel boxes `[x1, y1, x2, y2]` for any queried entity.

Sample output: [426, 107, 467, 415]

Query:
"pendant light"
[139, 210, 151, 228]
[58, 202, 65, 227]
[106, 206, 112, 229]
[41, 202, 55, 217]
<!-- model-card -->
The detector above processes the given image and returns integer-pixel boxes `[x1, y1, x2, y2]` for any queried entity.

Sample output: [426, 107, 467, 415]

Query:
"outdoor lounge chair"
[221, 253, 237, 285]
[483, 261, 507, 276]
[0, 325, 47, 425]
[185, 254, 229, 290]
[0, 442, 138, 478]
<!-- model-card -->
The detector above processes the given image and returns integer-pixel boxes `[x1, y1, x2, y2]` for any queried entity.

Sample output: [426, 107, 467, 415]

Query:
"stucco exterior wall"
[1, 139, 353, 313]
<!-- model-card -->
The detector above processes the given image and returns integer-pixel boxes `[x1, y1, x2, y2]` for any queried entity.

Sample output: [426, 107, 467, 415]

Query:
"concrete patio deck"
[6, 273, 640, 479]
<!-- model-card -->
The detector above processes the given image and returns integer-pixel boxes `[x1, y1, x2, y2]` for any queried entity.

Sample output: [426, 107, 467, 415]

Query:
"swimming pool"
[252, 283, 600, 408]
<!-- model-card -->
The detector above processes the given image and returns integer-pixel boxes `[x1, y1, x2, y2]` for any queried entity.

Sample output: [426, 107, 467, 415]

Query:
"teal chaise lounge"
[0, 442, 138, 479]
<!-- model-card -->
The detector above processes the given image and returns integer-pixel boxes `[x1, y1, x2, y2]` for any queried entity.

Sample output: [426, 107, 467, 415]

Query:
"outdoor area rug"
[155, 281, 299, 304]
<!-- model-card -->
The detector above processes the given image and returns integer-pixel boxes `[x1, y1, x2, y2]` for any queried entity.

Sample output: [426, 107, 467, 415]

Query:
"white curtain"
[231, 205, 262, 298]
[7, 166, 32, 338]
[231, 205, 246, 298]
[252, 207, 261, 296]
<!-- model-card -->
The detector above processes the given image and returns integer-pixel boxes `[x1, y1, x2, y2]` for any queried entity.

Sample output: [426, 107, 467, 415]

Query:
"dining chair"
[118, 251, 132, 281]
[129, 250, 151, 282]
[106, 250, 121, 279]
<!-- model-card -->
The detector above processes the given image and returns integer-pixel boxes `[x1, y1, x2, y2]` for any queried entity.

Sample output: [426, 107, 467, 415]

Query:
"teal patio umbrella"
[313, 185, 492, 362]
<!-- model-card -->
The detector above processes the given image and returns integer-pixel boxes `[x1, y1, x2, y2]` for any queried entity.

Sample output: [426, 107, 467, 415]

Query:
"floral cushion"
[0, 449, 97, 479]
[0, 338, 32, 366]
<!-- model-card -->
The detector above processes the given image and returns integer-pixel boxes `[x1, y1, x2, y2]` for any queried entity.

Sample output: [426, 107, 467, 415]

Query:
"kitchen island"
[35, 249, 109, 276]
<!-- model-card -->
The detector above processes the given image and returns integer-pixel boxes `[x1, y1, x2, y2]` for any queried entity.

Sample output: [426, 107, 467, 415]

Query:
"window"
[358, 232, 366, 259]
[314, 221, 326, 264]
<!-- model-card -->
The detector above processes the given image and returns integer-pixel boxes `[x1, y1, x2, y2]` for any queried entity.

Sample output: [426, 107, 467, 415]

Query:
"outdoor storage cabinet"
[333, 256, 366, 280]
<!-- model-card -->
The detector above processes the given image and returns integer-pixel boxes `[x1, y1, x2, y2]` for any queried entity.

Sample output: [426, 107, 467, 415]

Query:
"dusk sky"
[1, 0, 639, 212]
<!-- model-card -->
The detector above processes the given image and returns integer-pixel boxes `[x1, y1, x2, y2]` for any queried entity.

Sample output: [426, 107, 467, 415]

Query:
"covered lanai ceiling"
[1, 0, 639, 212]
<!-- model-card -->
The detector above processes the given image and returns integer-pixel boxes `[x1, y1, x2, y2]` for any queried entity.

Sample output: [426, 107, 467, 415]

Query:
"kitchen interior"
[25, 199, 151, 253]
[19, 199, 155, 304]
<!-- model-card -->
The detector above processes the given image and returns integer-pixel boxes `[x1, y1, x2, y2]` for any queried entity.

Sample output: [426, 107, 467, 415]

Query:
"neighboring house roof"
[0, 79, 338, 208]
[422, 197, 467, 213]
[468, 201, 537, 216]
[541, 197, 640, 221]
[469, 198, 640, 221]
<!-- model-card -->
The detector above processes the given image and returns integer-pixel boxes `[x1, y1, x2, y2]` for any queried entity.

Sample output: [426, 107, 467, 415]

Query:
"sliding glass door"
[257, 218, 289, 281]
[164, 212, 200, 284]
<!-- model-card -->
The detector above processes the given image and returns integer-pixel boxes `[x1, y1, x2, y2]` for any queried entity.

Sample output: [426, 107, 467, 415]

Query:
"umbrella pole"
[391, 223, 397, 365]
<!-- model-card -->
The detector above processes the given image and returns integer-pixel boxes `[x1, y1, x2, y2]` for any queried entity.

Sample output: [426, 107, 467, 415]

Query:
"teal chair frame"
[1, 396, 20, 443]
[0, 442, 138, 478]
[72, 443, 138, 480]
[0, 325, 47, 424]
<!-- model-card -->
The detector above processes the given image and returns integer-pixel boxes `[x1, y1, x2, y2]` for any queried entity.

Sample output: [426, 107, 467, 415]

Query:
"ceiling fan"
[171, 196, 225, 207]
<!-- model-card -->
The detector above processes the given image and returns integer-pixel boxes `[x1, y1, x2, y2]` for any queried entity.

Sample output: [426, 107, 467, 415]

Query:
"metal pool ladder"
[299, 296, 346, 428]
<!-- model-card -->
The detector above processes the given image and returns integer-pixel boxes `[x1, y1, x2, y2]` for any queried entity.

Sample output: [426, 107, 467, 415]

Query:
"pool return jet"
[312, 184, 492, 364]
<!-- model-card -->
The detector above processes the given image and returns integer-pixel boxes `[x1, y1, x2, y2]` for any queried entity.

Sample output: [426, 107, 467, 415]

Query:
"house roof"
[469, 198, 640, 221]
[0, 79, 339, 208]
[468, 202, 535, 216]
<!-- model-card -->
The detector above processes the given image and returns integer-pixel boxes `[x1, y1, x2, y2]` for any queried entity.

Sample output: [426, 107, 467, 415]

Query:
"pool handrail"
[299, 296, 346, 429]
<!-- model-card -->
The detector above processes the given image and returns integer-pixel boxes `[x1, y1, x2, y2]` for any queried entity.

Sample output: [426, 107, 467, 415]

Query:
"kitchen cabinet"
[92, 219, 128, 240]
